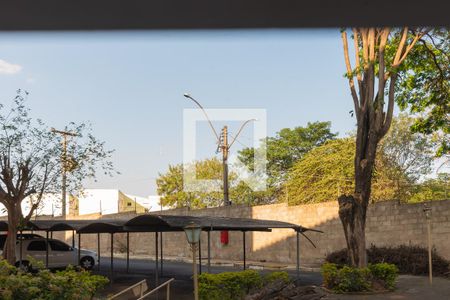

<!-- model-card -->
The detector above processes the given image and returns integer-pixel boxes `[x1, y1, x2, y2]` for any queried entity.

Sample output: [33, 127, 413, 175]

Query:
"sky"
[0, 29, 390, 196]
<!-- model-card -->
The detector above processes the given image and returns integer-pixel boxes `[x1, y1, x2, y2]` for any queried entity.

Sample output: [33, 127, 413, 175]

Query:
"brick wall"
[64, 199, 450, 266]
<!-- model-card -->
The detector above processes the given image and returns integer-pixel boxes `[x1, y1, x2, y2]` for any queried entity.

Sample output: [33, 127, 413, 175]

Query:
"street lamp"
[184, 222, 202, 300]
[423, 204, 433, 285]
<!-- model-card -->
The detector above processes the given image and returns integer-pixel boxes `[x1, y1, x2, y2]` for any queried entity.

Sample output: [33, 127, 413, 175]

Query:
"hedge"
[321, 262, 398, 293]
[326, 244, 450, 276]
[198, 270, 290, 300]
[0, 259, 108, 300]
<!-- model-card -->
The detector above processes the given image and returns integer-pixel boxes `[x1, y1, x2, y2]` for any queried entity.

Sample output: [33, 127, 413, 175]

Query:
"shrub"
[199, 270, 272, 300]
[321, 262, 398, 293]
[325, 244, 450, 276]
[321, 263, 371, 293]
[263, 271, 290, 284]
[368, 263, 398, 290]
[0, 259, 108, 300]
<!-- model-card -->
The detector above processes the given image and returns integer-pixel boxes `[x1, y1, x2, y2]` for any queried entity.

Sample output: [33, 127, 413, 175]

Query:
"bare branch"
[352, 28, 362, 86]
[420, 38, 445, 80]
[377, 29, 390, 106]
[381, 74, 398, 137]
[368, 28, 376, 62]
[360, 28, 369, 66]
[397, 31, 427, 66]
[393, 27, 409, 66]
[342, 30, 360, 118]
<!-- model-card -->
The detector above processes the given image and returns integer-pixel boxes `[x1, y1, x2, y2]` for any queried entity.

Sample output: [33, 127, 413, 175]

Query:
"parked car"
[12, 237, 97, 270]
[0, 233, 43, 250]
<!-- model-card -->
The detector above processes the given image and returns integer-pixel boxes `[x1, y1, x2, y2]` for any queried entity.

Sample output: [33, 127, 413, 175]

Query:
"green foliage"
[368, 263, 398, 290]
[379, 114, 436, 182]
[238, 122, 337, 203]
[321, 263, 371, 293]
[262, 271, 290, 284]
[0, 260, 108, 300]
[408, 174, 449, 203]
[285, 137, 406, 204]
[198, 270, 265, 300]
[321, 262, 398, 293]
[393, 29, 450, 156]
[157, 158, 252, 209]
[285, 116, 440, 205]
[326, 244, 450, 276]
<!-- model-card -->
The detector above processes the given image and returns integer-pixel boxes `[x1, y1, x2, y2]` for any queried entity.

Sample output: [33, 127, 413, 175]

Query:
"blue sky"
[0, 29, 386, 196]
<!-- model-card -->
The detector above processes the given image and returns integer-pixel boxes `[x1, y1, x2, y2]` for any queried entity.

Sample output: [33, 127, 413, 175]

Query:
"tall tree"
[0, 91, 115, 264]
[340, 28, 449, 267]
[238, 121, 337, 203]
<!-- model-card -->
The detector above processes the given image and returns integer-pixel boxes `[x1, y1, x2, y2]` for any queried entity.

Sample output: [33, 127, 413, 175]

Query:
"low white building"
[0, 189, 167, 217]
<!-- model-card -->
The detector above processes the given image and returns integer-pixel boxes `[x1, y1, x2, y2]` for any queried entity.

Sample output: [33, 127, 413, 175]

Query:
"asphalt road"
[94, 257, 322, 299]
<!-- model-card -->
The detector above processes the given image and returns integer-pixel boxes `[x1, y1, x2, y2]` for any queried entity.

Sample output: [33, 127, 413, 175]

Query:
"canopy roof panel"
[0, 214, 321, 234]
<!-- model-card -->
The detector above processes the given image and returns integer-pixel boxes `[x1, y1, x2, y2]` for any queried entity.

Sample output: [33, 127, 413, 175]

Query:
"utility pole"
[51, 128, 79, 218]
[184, 93, 255, 207]
[221, 126, 230, 205]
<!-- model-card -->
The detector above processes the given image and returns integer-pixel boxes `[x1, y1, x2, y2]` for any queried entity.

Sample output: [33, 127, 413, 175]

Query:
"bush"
[325, 244, 450, 276]
[199, 270, 289, 300]
[0, 259, 108, 300]
[368, 263, 398, 290]
[263, 271, 290, 284]
[321, 263, 371, 293]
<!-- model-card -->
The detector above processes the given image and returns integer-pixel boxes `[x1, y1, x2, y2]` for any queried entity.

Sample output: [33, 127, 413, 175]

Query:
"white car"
[13, 237, 97, 270]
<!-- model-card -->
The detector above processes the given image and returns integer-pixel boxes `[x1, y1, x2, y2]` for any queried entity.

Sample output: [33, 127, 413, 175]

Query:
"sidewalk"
[324, 275, 450, 300]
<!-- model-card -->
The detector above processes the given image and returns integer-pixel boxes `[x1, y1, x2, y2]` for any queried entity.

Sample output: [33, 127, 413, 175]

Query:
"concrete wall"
[65, 200, 450, 266]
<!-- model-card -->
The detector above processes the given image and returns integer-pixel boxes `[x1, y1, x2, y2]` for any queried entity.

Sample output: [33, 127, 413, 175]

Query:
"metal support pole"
[155, 232, 159, 298]
[50, 231, 53, 239]
[160, 232, 163, 277]
[243, 231, 246, 270]
[110, 233, 114, 280]
[126, 232, 130, 273]
[207, 231, 211, 273]
[198, 235, 202, 274]
[192, 244, 199, 300]
[296, 231, 300, 279]
[222, 126, 230, 206]
[97, 233, 101, 271]
[427, 218, 433, 285]
[78, 233, 81, 265]
[72, 230, 75, 248]
[46, 231, 49, 268]
[19, 230, 23, 267]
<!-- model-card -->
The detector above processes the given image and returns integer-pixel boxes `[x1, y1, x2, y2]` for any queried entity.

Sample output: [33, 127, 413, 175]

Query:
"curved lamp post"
[184, 222, 202, 300]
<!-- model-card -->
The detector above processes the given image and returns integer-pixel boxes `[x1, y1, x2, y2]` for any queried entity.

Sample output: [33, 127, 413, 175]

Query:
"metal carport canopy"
[31, 219, 127, 233]
[123, 214, 318, 233]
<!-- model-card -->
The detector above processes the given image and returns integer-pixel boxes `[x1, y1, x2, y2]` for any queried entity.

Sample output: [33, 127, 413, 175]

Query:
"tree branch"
[397, 31, 426, 66]
[352, 28, 362, 87]
[342, 30, 360, 119]
[393, 27, 409, 66]
[381, 74, 398, 137]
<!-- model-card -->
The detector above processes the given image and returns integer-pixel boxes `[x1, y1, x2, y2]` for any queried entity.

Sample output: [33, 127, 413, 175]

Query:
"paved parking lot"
[94, 257, 323, 299]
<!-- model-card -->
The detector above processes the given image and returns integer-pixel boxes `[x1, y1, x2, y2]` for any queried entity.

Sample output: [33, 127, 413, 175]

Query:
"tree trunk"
[5, 204, 19, 265]
[339, 108, 378, 268]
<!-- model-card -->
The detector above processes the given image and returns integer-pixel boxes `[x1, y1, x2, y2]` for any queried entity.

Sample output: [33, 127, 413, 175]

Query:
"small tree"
[0, 91, 115, 264]
[340, 28, 449, 267]
[157, 158, 224, 209]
